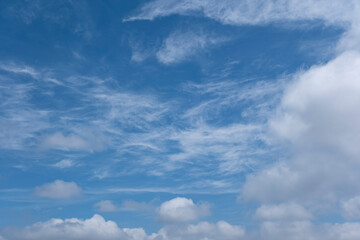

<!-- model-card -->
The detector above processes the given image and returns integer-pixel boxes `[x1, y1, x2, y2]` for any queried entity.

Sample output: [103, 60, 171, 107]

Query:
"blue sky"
[1, 0, 360, 239]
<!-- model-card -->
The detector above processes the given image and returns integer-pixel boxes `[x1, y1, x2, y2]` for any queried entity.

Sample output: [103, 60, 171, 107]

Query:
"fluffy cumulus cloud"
[0, 215, 146, 240]
[243, 51, 360, 203]
[158, 197, 210, 223]
[0, 214, 245, 240]
[34, 180, 82, 199]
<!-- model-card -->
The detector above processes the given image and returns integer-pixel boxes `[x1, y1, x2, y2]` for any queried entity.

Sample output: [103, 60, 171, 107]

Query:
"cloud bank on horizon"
[1, 0, 360, 239]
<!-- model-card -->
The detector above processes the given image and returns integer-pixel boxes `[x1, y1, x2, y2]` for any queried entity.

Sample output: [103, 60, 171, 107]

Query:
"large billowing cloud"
[243, 51, 360, 204]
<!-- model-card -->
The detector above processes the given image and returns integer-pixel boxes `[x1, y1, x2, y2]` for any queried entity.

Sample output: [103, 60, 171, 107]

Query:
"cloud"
[0, 63, 40, 78]
[341, 196, 360, 220]
[40, 132, 106, 152]
[243, 51, 360, 203]
[329, 223, 360, 240]
[54, 159, 74, 168]
[255, 220, 360, 240]
[152, 221, 245, 240]
[270, 52, 360, 157]
[158, 197, 210, 223]
[255, 203, 312, 221]
[258, 220, 316, 240]
[94, 200, 118, 212]
[169, 122, 266, 174]
[52, 159, 74, 169]
[0, 214, 146, 240]
[34, 180, 82, 199]
[156, 30, 227, 64]
[0, 214, 246, 240]
[125, 0, 357, 27]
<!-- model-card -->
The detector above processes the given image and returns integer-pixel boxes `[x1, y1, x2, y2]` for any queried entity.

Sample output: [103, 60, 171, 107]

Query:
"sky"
[0, 0, 360, 239]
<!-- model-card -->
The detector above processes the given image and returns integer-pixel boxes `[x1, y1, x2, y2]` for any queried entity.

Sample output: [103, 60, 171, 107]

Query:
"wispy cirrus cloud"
[129, 29, 229, 65]
[156, 30, 229, 65]
[125, 0, 357, 27]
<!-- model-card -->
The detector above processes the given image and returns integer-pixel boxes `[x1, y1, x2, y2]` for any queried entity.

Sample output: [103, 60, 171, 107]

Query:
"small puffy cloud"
[158, 197, 210, 223]
[94, 200, 118, 212]
[156, 30, 227, 65]
[0, 214, 146, 240]
[52, 159, 74, 169]
[151, 221, 245, 240]
[255, 203, 312, 221]
[34, 180, 82, 199]
[341, 196, 360, 220]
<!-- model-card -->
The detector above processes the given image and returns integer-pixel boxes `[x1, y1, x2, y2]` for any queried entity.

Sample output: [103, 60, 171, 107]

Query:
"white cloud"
[0, 63, 40, 78]
[40, 132, 106, 152]
[341, 196, 360, 220]
[255, 203, 312, 221]
[53, 159, 74, 169]
[0, 214, 146, 240]
[329, 222, 360, 240]
[270, 52, 360, 157]
[126, 0, 358, 28]
[156, 30, 227, 64]
[256, 221, 360, 240]
[258, 220, 316, 240]
[150, 221, 245, 240]
[169, 122, 266, 174]
[34, 180, 82, 199]
[243, 51, 360, 203]
[158, 197, 210, 223]
[0, 214, 246, 240]
[94, 200, 118, 212]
